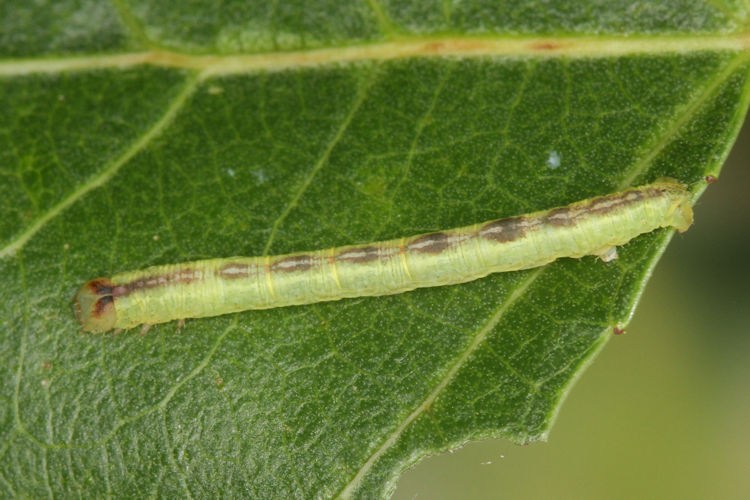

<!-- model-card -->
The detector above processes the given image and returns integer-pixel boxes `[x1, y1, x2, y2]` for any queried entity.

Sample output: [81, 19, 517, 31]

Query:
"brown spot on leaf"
[531, 41, 562, 51]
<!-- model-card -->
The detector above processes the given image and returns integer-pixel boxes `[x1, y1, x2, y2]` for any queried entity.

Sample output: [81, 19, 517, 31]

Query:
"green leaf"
[1, 1, 749, 498]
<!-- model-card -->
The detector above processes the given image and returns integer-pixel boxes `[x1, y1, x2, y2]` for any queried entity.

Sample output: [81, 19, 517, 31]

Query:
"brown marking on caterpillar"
[480, 216, 526, 242]
[644, 185, 675, 200]
[587, 189, 649, 215]
[173, 269, 198, 285]
[337, 246, 380, 263]
[114, 268, 199, 296]
[220, 263, 251, 279]
[271, 255, 316, 273]
[624, 190, 646, 202]
[587, 196, 616, 214]
[638, 187, 663, 199]
[407, 232, 451, 254]
[93, 295, 114, 316]
[545, 207, 576, 227]
[613, 326, 626, 335]
[88, 278, 113, 296]
[705, 175, 717, 184]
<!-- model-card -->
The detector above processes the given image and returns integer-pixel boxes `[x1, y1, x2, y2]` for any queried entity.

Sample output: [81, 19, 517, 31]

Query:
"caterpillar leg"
[177, 319, 186, 333]
[595, 246, 619, 262]
[138, 324, 152, 337]
[108, 328, 124, 337]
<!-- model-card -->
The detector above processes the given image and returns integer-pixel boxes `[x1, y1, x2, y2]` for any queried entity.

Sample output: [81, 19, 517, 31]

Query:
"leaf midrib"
[2, 33, 750, 78]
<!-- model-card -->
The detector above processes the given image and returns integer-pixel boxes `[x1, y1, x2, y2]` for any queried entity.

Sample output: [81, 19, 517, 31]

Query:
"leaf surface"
[1, 1, 749, 498]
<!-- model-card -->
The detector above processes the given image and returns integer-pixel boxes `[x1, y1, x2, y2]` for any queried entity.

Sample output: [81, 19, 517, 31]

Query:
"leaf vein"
[0, 74, 201, 259]
[336, 268, 544, 498]
[618, 54, 748, 188]
[262, 71, 378, 254]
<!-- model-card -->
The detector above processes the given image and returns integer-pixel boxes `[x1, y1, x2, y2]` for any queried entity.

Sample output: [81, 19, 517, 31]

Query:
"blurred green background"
[395, 121, 750, 499]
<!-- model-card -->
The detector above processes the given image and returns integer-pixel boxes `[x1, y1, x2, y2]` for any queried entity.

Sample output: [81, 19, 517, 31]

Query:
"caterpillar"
[74, 181, 693, 333]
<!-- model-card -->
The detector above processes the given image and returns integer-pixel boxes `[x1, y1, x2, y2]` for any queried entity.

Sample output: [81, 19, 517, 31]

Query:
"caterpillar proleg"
[74, 181, 692, 333]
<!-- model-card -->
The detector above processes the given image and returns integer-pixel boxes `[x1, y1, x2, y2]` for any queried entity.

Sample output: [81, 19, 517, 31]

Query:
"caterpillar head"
[74, 278, 117, 333]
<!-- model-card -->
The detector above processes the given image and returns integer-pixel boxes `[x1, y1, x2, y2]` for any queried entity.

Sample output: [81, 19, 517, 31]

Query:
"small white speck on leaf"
[152, 235, 160, 241]
[252, 169, 267, 184]
[546, 150, 561, 169]
[227, 168, 236, 177]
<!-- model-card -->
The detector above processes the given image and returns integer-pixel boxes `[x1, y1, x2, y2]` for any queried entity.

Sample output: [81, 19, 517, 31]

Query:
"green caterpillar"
[74, 181, 693, 333]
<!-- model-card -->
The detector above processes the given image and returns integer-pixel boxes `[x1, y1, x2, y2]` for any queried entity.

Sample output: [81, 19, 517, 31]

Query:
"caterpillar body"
[74, 181, 693, 333]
